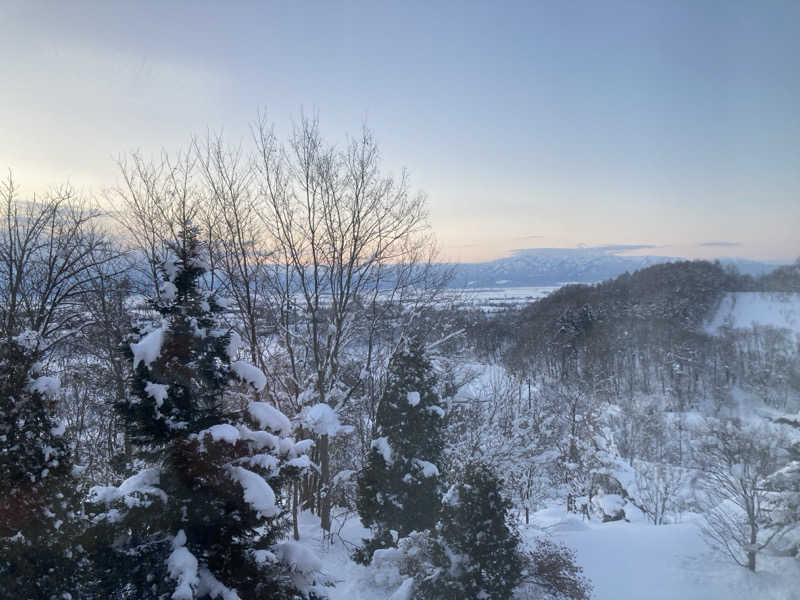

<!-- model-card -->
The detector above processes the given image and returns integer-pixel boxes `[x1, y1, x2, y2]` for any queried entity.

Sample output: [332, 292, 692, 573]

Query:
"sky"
[1, 0, 799, 263]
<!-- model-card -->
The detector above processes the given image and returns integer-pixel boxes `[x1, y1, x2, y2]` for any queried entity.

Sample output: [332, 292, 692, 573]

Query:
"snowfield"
[293, 507, 800, 600]
[706, 292, 800, 336]
[446, 285, 560, 312]
[536, 507, 800, 600]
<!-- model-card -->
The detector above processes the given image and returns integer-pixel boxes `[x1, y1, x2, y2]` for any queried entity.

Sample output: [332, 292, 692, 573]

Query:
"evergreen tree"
[87, 224, 316, 599]
[419, 462, 523, 600]
[355, 339, 445, 563]
[0, 332, 80, 598]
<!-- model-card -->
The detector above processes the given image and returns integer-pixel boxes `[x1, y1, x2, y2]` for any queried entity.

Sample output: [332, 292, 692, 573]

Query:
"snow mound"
[275, 541, 323, 591]
[388, 578, 415, 600]
[159, 280, 178, 301]
[249, 401, 292, 435]
[197, 568, 241, 600]
[167, 530, 199, 600]
[276, 541, 323, 574]
[231, 360, 266, 392]
[131, 327, 165, 368]
[301, 403, 351, 437]
[30, 375, 60, 396]
[229, 466, 278, 517]
[90, 468, 167, 506]
[371, 437, 393, 465]
[201, 424, 241, 444]
[226, 330, 242, 360]
[413, 459, 439, 477]
[144, 381, 169, 407]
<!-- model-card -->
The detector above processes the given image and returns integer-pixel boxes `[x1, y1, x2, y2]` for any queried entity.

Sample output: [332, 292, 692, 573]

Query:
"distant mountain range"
[445, 248, 784, 288]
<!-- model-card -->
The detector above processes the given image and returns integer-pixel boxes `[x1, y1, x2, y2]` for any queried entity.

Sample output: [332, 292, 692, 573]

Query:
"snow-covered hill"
[706, 292, 800, 336]
[447, 248, 781, 288]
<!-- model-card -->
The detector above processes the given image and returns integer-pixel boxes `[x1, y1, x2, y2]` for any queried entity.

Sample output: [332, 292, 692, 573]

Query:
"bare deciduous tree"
[696, 418, 785, 571]
[253, 114, 444, 533]
[633, 460, 687, 525]
[0, 172, 111, 348]
[194, 135, 275, 380]
[109, 151, 206, 297]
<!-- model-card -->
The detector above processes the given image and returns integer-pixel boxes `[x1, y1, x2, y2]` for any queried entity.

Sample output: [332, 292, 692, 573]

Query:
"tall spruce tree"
[87, 224, 316, 599]
[0, 332, 79, 598]
[355, 339, 445, 563]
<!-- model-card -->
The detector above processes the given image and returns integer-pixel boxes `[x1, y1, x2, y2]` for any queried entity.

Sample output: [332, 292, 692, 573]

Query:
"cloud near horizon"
[593, 244, 658, 253]
[699, 241, 741, 247]
[510, 244, 658, 257]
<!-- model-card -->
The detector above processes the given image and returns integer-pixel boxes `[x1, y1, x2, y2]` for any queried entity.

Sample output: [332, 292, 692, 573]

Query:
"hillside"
[706, 292, 800, 336]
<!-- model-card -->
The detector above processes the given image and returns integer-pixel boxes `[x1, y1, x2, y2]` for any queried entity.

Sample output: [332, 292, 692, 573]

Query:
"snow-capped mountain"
[446, 248, 782, 288]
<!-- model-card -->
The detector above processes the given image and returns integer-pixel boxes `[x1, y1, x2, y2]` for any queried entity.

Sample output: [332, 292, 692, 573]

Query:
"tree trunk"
[319, 433, 331, 533]
[292, 482, 300, 541]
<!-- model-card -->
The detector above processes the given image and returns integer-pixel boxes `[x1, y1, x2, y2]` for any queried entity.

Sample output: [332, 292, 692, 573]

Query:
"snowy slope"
[535, 509, 800, 600]
[706, 292, 800, 336]
[295, 506, 800, 600]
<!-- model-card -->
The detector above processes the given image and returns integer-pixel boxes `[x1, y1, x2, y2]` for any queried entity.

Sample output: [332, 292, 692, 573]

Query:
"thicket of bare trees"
[0, 174, 114, 345]
[101, 115, 446, 535]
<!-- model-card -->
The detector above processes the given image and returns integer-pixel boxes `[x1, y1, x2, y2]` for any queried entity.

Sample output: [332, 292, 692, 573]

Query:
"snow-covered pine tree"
[0, 332, 79, 597]
[419, 461, 523, 600]
[355, 339, 445, 563]
[87, 224, 317, 599]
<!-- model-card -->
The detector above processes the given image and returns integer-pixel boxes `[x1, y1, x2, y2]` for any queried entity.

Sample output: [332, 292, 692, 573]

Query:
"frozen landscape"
[3, 3, 800, 594]
[289, 506, 800, 600]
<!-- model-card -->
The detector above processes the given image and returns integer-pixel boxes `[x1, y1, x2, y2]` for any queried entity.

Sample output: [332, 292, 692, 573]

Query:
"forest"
[1, 119, 799, 599]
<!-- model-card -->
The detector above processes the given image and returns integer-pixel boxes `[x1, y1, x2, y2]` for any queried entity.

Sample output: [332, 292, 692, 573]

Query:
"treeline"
[465, 260, 800, 417]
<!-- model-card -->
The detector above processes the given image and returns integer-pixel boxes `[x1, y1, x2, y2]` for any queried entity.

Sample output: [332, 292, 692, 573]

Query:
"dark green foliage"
[417, 462, 523, 600]
[0, 334, 80, 598]
[119, 228, 234, 447]
[355, 339, 445, 563]
[86, 224, 309, 599]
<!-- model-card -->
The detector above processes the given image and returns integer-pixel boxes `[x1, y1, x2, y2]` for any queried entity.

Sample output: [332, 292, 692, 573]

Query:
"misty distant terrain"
[445, 247, 783, 288]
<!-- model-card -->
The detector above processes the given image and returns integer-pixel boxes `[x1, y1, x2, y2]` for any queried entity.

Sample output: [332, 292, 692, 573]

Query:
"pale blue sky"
[2, 1, 798, 261]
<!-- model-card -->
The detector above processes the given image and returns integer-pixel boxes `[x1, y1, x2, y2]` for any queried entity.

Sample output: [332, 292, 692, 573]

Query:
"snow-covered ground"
[443, 286, 560, 312]
[706, 292, 800, 336]
[534, 506, 800, 600]
[293, 506, 800, 600]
